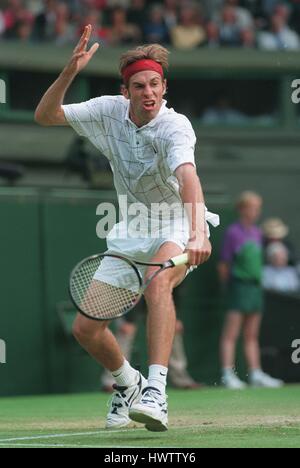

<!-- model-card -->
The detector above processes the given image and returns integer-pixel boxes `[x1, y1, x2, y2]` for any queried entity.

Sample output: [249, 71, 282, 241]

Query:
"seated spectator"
[289, 0, 300, 35]
[258, 13, 300, 50]
[14, 18, 33, 41]
[143, 4, 169, 44]
[218, 5, 243, 46]
[54, 2, 74, 45]
[163, 0, 179, 31]
[127, 0, 146, 31]
[240, 27, 256, 47]
[106, 0, 130, 9]
[82, 0, 107, 10]
[0, 11, 5, 37]
[205, 21, 220, 47]
[201, 93, 249, 124]
[78, 9, 110, 45]
[108, 6, 141, 45]
[263, 242, 300, 293]
[225, 0, 255, 30]
[32, 0, 58, 41]
[262, 217, 297, 265]
[2, 0, 34, 40]
[201, 0, 224, 21]
[170, 2, 206, 50]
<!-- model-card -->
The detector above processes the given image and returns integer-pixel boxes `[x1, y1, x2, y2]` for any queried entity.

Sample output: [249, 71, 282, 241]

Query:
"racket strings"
[70, 256, 141, 320]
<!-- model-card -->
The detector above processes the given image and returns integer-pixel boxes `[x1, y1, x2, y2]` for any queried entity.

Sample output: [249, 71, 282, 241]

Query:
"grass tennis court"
[0, 386, 299, 448]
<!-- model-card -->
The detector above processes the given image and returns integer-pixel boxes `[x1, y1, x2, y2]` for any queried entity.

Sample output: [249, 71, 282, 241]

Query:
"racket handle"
[170, 253, 189, 267]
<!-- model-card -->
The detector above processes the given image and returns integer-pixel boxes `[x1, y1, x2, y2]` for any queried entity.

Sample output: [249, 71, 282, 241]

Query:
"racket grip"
[171, 253, 189, 267]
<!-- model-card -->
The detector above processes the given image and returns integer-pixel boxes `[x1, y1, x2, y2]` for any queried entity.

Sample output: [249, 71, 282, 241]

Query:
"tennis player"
[35, 25, 219, 432]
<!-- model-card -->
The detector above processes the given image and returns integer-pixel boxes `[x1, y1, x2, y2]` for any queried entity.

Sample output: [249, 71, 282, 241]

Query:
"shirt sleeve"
[62, 97, 105, 139]
[220, 227, 235, 264]
[165, 116, 196, 173]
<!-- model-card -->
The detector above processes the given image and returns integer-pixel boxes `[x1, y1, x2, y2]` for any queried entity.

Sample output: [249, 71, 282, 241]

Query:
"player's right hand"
[65, 24, 99, 76]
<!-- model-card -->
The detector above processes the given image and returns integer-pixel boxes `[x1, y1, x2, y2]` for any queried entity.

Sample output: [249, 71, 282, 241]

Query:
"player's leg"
[220, 312, 247, 389]
[101, 319, 138, 392]
[145, 242, 188, 366]
[73, 313, 124, 371]
[73, 313, 147, 429]
[130, 241, 187, 431]
[244, 313, 283, 388]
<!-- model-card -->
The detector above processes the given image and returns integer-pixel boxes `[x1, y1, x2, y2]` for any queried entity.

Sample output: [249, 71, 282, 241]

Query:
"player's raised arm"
[34, 25, 99, 127]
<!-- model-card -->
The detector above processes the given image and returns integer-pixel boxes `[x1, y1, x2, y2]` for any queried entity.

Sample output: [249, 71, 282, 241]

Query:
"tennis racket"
[69, 252, 189, 321]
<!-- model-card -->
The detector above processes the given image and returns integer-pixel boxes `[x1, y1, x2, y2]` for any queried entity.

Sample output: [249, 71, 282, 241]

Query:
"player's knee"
[144, 274, 173, 300]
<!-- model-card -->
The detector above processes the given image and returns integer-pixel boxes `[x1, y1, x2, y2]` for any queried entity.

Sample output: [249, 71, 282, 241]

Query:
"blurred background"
[0, 0, 300, 396]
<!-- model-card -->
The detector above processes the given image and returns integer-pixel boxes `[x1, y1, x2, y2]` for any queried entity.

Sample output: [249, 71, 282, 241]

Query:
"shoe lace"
[141, 387, 167, 405]
[107, 385, 129, 410]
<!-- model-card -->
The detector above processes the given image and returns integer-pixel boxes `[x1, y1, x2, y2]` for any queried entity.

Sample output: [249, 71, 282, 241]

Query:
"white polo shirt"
[63, 95, 219, 262]
[63, 95, 197, 214]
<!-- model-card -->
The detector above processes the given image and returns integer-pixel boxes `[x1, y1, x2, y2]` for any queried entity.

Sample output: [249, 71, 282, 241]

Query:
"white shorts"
[94, 211, 220, 290]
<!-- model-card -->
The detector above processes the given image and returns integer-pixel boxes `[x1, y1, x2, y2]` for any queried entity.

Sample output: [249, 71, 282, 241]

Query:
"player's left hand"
[186, 236, 212, 266]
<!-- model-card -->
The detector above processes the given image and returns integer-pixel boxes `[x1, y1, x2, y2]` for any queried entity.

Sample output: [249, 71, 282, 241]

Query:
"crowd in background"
[1, 0, 300, 50]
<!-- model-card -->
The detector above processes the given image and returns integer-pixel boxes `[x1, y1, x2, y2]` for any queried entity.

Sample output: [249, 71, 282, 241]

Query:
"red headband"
[122, 59, 164, 85]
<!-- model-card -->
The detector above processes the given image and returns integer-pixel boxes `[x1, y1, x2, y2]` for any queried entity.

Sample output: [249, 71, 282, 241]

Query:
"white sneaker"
[129, 386, 168, 432]
[250, 370, 284, 388]
[222, 372, 247, 390]
[105, 373, 147, 430]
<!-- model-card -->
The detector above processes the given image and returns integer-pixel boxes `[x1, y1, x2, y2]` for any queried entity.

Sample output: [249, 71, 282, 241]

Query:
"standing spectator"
[218, 191, 284, 389]
[263, 242, 300, 293]
[170, 2, 206, 50]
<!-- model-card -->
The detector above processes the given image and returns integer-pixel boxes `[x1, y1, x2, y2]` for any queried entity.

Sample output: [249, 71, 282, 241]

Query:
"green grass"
[0, 386, 299, 448]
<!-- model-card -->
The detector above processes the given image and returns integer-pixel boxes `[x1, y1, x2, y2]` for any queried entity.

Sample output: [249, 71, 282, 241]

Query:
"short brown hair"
[119, 44, 170, 79]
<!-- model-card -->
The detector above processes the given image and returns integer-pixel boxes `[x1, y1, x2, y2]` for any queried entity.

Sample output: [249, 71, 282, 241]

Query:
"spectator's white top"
[63, 95, 198, 217]
[258, 28, 300, 50]
[263, 266, 300, 293]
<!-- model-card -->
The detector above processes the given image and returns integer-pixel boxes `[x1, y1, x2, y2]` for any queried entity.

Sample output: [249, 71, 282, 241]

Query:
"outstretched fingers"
[74, 24, 92, 54]
[88, 42, 100, 57]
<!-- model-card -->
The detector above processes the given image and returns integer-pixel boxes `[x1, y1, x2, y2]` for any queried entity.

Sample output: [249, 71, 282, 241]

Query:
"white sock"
[111, 359, 139, 387]
[148, 364, 168, 395]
